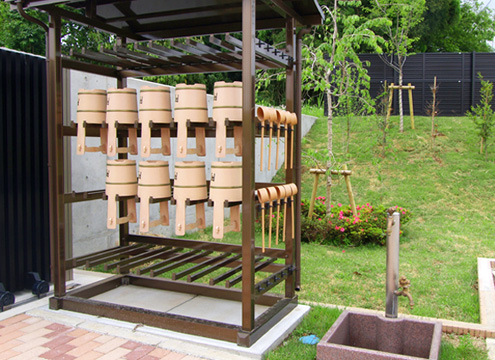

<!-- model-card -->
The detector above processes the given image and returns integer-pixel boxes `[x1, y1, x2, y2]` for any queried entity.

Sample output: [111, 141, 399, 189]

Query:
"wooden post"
[386, 83, 394, 127]
[408, 83, 415, 130]
[431, 76, 437, 150]
[330, 165, 357, 215]
[343, 164, 357, 216]
[308, 168, 326, 218]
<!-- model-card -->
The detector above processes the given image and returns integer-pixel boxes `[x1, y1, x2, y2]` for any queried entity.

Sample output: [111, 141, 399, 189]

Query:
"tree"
[0, 2, 46, 55]
[444, 0, 495, 52]
[467, 74, 495, 158]
[371, 0, 426, 133]
[411, 0, 461, 52]
[302, 0, 388, 213]
[0, 3, 114, 56]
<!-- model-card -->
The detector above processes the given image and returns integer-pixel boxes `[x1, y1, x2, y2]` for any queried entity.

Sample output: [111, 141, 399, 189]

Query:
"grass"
[281, 110, 495, 323]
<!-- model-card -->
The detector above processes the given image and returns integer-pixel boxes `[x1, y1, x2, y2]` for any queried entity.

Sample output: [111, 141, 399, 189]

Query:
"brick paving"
[0, 314, 203, 360]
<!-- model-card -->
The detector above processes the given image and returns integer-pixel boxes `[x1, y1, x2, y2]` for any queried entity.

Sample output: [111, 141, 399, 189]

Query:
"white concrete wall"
[68, 70, 316, 257]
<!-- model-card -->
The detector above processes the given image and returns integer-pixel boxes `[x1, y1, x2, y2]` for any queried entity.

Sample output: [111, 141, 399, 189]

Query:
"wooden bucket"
[106, 88, 138, 156]
[139, 86, 172, 124]
[105, 159, 137, 229]
[76, 89, 107, 155]
[173, 161, 207, 235]
[106, 88, 138, 124]
[210, 161, 242, 239]
[210, 161, 242, 202]
[138, 161, 171, 200]
[139, 86, 172, 157]
[138, 160, 171, 233]
[174, 84, 208, 157]
[213, 81, 242, 157]
[77, 89, 107, 124]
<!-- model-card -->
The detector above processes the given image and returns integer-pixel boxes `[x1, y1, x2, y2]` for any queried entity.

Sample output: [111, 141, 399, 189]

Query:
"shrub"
[299, 197, 411, 246]
[467, 73, 495, 158]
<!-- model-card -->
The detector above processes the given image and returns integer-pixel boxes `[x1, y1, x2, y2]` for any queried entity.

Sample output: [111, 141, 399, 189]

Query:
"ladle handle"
[141, 121, 151, 158]
[290, 125, 294, 169]
[275, 201, 281, 245]
[107, 121, 117, 157]
[161, 128, 171, 155]
[139, 196, 150, 233]
[160, 201, 169, 226]
[213, 201, 225, 239]
[216, 118, 227, 158]
[76, 121, 86, 155]
[177, 120, 187, 158]
[260, 121, 265, 171]
[268, 122, 273, 170]
[107, 197, 117, 229]
[261, 206, 265, 252]
[175, 200, 186, 236]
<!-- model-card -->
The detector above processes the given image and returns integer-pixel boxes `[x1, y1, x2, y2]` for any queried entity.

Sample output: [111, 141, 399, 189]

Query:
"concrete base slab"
[168, 295, 270, 326]
[91, 285, 197, 313]
[17, 270, 309, 359]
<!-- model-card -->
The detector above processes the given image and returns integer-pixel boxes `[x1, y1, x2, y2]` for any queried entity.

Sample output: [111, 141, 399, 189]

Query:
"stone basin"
[317, 310, 442, 360]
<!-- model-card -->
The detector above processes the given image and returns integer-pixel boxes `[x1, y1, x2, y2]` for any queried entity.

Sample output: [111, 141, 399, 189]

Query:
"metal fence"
[0, 48, 50, 292]
[360, 52, 495, 116]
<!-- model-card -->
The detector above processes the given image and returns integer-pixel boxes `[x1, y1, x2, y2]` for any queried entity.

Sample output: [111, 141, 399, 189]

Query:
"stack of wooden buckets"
[76, 81, 297, 246]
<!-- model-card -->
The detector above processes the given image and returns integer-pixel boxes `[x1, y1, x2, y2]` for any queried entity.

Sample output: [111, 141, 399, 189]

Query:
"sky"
[480, 0, 495, 11]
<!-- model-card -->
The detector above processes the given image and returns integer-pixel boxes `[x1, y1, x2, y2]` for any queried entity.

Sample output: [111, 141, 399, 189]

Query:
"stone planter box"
[317, 310, 442, 360]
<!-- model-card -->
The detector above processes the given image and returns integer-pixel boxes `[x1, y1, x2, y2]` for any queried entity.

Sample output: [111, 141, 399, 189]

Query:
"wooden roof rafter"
[65, 34, 290, 78]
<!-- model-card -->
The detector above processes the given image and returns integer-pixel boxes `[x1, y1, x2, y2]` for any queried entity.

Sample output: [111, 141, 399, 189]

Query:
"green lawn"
[267, 110, 493, 359]
[282, 111, 495, 322]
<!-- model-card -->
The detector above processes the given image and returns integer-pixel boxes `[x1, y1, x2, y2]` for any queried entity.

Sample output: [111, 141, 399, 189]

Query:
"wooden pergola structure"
[12, 0, 323, 347]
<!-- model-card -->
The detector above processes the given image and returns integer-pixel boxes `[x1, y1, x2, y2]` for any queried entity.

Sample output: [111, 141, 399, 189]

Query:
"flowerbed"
[299, 197, 412, 246]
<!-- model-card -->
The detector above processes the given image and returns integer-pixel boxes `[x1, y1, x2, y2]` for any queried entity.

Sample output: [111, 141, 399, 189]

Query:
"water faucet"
[394, 275, 414, 309]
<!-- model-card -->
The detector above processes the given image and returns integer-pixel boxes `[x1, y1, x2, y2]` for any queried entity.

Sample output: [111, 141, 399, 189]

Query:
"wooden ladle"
[257, 188, 270, 252]
[257, 106, 277, 171]
[286, 112, 298, 169]
[275, 110, 287, 170]
[274, 185, 287, 244]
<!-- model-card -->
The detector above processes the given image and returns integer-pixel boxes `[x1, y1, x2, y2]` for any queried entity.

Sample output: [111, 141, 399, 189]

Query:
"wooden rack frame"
[20, 0, 323, 347]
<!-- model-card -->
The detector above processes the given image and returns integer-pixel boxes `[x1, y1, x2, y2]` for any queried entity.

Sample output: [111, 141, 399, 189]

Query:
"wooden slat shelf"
[67, 242, 283, 290]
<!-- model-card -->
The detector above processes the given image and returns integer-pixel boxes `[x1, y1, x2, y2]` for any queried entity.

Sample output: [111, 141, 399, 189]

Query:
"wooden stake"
[342, 164, 357, 215]
[308, 168, 326, 218]
[431, 76, 437, 150]
[408, 83, 415, 130]
[386, 83, 394, 127]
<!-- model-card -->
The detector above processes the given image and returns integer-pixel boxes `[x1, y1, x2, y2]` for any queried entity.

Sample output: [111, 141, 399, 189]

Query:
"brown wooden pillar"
[294, 27, 310, 290]
[241, 0, 256, 333]
[47, 13, 66, 297]
[116, 37, 129, 247]
[285, 18, 296, 299]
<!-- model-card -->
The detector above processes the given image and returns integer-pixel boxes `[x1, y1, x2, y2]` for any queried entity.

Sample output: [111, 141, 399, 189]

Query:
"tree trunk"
[326, 90, 333, 215]
[399, 64, 404, 133]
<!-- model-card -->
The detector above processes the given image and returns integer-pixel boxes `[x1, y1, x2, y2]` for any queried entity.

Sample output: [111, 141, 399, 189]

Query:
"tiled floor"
[0, 314, 202, 360]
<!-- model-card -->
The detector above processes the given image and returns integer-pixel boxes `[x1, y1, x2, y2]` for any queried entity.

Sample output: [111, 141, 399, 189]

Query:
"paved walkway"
[0, 313, 201, 360]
